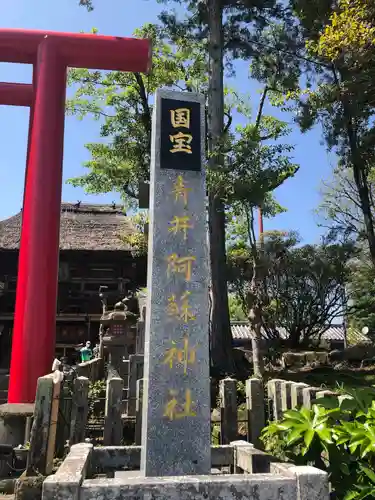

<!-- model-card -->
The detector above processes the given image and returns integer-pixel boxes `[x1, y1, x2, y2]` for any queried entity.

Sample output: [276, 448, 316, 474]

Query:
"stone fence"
[76, 357, 104, 382]
[42, 442, 328, 500]
[267, 379, 336, 421]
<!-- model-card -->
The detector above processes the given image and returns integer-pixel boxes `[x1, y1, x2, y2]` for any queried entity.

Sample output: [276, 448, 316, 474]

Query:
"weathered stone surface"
[0, 478, 15, 495]
[0, 416, 25, 477]
[135, 379, 144, 446]
[281, 381, 293, 413]
[0, 405, 33, 475]
[0, 405, 34, 418]
[15, 474, 44, 500]
[267, 379, 284, 421]
[42, 443, 92, 500]
[69, 377, 89, 446]
[103, 376, 123, 446]
[291, 383, 308, 409]
[27, 375, 59, 476]
[76, 358, 103, 382]
[81, 475, 296, 500]
[289, 465, 329, 500]
[271, 463, 329, 500]
[92, 445, 234, 474]
[231, 441, 280, 474]
[315, 352, 328, 365]
[128, 355, 144, 417]
[281, 353, 306, 369]
[92, 446, 141, 474]
[316, 390, 337, 400]
[246, 378, 265, 449]
[219, 378, 237, 444]
[141, 89, 210, 476]
[302, 387, 319, 409]
[329, 345, 375, 362]
[136, 319, 145, 355]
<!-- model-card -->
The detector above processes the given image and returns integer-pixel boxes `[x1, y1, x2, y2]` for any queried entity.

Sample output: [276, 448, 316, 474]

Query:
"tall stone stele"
[141, 89, 210, 477]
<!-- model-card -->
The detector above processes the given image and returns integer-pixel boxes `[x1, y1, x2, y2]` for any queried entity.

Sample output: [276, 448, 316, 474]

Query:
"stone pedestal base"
[0, 404, 34, 478]
[82, 474, 296, 500]
[102, 336, 131, 379]
[41, 443, 329, 500]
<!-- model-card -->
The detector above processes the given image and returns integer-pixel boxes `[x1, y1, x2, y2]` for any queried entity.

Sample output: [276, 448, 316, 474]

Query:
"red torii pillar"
[0, 29, 151, 403]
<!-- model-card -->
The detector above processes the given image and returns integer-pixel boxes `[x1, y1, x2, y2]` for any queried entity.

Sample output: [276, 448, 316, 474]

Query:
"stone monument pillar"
[141, 89, 210, 476]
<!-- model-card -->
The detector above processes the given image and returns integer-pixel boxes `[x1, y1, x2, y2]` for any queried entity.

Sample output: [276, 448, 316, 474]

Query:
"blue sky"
[0, 0, 336, 242]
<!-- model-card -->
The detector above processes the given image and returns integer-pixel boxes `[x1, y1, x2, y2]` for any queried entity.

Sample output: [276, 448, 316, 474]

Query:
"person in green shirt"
[80, 341, 92, 363]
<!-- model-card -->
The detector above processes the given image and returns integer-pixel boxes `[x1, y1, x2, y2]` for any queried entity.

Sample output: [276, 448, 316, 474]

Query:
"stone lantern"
[99, 297, 137, 377]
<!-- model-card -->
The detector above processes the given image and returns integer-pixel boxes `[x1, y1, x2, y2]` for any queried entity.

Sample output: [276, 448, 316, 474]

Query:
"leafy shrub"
[261, 387, 375, 500]
[237, 381, 246, 404]
[88, 380, 106, 420]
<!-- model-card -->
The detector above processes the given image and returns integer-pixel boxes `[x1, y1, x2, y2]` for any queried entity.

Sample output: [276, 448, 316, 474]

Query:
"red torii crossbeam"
[0, 29, 151, 403]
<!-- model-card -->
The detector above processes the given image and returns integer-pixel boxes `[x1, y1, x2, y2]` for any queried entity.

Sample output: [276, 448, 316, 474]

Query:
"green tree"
[153, 0, 301, 374]
[315, 0, 375, 63]
[317, 168, 375, 243]
[228, 294, 247, 321]
[74, 0, 301, 374]
[347, 251, 375, 335]
[268, 0, 375, 267]
[67, 24, 208, 204]
[228, 227, 354, 348]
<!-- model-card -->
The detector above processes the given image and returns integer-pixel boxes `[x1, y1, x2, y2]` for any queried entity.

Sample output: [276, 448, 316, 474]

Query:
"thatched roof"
[0, 203, 134, 251]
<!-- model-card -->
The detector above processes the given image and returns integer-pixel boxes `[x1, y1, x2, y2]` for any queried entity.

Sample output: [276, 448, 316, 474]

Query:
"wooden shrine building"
[0, 203, 146, 369]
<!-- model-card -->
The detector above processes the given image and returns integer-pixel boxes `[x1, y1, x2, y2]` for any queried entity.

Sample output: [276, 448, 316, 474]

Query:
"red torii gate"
[0, 29, 151, 403]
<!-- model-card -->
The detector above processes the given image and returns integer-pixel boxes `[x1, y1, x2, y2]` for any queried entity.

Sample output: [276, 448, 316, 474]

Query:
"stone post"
[267, 379, 283, 421]
[135, 378, 144, 446]
[291, 383, 308, 408]
[27, 372, 62, 476]
[316, 390, 337, 400]
[246, 378, 265, 448]
[103, 375, 124, 446]
[136, 309, 146, 354]
[281, 381, 293, 413]
[69, 376, 89, 445]
[141, 89, 210, 476]
[42, 443, 93, 500]
[220, 378, 238, 445]
[271, 463, 329, 500]
[128, 354, 144, 417]
[302, 387, 319, 409]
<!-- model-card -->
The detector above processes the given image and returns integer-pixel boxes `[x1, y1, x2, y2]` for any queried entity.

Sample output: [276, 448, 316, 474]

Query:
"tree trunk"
[247, 253, 265, 378]
[336, 67, 375, 266]
[207, 0, 234, 375]
[249, 303, 265, 378]
[344, 111, 375, 266]
[352, 161, 375, 266]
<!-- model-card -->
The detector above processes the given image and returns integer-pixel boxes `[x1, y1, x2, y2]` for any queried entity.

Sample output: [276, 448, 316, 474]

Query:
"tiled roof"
[0, 203, 134, 251]
[230, 322, 369, 344]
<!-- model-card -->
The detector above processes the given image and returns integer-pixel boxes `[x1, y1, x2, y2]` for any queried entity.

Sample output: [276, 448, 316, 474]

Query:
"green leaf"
[317, 396, 340, 409]
[344, 491, 359, 500]
[317, 428, 333, 444]
[287, 428, 304, 445]
[340, 462, 350, 476]
[283, 410, 307, 422]
[360, 465, 375, 484]
[303, 429, 315, 449]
